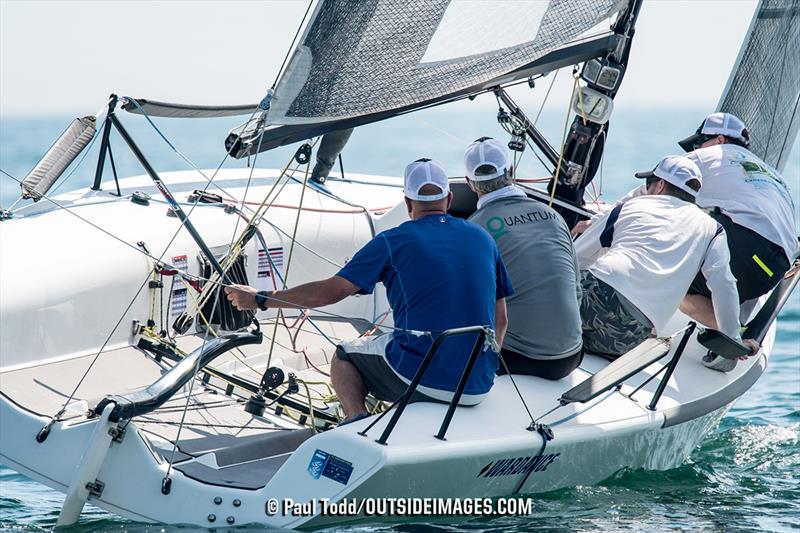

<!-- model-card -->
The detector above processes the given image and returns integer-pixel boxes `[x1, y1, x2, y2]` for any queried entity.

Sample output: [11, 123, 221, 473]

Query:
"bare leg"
[330, 356, 368, 419]
[679, 294, 719, 330]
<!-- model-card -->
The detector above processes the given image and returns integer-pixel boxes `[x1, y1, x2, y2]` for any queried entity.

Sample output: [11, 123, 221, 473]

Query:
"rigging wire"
[162, 222, 259, 483]
[162, 121, 276, 482]
[494, 90, 552, 176]
[271, 0, 315, 89]
[42, 118, 104, 200]
[533, 69, 559, 127]
[1, 168, 447, 339]
[776, 91, 800, 167]
[548, 71, 582, 208]
[121, 96, 259, 209]
[265, 155, 314, 371]
[6, 98, 108, 210]
[4, 109, 263, 428]
[762, 14, 795, 157]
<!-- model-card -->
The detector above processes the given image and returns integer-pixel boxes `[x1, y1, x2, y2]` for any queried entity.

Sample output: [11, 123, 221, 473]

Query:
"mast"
[545, 0, 644, 227]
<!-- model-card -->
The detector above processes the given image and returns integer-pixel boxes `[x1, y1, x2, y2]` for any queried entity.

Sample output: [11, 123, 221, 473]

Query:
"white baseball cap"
[635, 155, 703, 197]
[678, 112, 750, 152]
[464, 137, 509, 181]
[404, 158, 450, 201]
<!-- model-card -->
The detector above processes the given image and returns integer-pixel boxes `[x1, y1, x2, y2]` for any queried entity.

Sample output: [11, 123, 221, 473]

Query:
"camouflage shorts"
[579, 271, 652, 359]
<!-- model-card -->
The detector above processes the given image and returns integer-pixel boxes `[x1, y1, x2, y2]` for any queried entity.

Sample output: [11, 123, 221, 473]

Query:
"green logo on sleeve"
[486, 216, 507, 239]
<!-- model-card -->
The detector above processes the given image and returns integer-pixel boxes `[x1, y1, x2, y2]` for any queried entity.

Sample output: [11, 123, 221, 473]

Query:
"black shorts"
[688, 210, 790, 302]
[335, 336, 438, 404]
[496, 347, 584, 380]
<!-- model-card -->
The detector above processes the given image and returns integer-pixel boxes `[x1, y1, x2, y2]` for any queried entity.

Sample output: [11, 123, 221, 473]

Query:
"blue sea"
[1, 105, 798, 532]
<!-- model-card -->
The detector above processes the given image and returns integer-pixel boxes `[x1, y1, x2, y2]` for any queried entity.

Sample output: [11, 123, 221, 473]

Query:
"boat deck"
[0, 310, 772, 491]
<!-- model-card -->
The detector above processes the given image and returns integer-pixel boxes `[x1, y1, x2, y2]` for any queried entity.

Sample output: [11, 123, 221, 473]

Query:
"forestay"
[718, 0, 800, 172]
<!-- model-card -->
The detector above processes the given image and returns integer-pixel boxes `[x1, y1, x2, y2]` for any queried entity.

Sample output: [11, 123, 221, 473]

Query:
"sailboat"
[1, 0, 798, 529]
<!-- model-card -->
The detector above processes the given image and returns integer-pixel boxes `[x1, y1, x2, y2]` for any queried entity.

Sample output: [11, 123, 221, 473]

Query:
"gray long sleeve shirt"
[469, 188, 583, 359]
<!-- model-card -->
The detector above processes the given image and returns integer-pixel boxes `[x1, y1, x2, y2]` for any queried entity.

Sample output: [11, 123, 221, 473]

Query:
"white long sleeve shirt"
[689, 144, 798, 262]
[574, 194, 742, 340]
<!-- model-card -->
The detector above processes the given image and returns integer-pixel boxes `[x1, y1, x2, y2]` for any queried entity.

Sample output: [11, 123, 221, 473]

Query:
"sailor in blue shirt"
[226, 159, 513, 422]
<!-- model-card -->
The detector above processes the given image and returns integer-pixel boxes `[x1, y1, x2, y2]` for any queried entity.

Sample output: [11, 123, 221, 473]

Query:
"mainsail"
[718, 0, 800, 172]
[230, 0, 629, 157]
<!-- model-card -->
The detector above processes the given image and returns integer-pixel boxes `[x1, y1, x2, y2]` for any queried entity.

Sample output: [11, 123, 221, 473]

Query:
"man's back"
[575, 195, 725, 334]
[337, 213, 511, 398]
[690, 144, 797, 262]
[469, 196, 582, 359]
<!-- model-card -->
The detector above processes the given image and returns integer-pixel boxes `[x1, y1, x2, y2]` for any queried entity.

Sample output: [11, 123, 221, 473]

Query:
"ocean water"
[0, 105, 798, 532]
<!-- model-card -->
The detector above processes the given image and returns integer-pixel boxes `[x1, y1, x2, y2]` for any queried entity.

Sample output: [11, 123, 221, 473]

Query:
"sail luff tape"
[20, 116, 97, 201]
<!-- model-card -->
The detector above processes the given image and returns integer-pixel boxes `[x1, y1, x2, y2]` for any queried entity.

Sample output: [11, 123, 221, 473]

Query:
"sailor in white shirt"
[676, 113, 798, 328]
[574, 155, 760, 363]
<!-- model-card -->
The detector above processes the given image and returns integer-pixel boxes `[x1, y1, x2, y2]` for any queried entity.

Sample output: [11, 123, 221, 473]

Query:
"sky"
[0, 0, 759, 116]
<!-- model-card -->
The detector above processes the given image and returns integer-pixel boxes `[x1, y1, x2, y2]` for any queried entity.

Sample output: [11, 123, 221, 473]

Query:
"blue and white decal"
[307, 449, 354, 485]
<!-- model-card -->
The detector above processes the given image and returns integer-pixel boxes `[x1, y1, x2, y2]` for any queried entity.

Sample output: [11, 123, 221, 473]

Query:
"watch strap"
[255, 290, 270, 311]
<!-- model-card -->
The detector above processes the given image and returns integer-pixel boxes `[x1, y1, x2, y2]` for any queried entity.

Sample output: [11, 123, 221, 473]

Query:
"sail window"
[419, 1, 550, 64]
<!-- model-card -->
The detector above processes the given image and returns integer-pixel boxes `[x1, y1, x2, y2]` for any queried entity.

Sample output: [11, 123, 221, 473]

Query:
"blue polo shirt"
[336, 214, 513, 396]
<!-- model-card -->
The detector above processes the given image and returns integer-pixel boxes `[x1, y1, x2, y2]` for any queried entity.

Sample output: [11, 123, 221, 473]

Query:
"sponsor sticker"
[308, 449, 353, 485]
[170, 254, 189, 317]
[257, 246, 284, 278]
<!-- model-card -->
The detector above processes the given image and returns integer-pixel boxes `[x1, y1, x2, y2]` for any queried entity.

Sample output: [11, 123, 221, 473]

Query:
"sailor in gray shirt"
[465, 137, 583, 380]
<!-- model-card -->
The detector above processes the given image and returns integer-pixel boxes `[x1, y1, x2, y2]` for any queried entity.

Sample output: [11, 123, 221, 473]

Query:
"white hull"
[0, 169, 777, 528]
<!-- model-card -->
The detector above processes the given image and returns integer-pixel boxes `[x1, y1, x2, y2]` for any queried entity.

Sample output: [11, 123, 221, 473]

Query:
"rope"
[265, 155, 313, 370]
[0, 168, 422, 340]
[137, 420, 294, 431]
[121, 97, 246, 204]
[4, 111, 104, 211]
[180, 282, 262, 377]
[4, 106, 262, 447]
[494, 91, 551, 176]
[161, 124, 275, 484]
[496, 352, 537, 428]
[549, 72, 582, 208]
[190, 138, 318, 311]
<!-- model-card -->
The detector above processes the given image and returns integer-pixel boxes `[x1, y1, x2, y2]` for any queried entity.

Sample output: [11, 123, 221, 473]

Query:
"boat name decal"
[307, 449, 353, 485]
[478, 453, 560, 478]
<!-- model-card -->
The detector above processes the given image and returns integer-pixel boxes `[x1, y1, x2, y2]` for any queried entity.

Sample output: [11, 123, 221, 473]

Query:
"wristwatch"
[255, 290, 271, 311]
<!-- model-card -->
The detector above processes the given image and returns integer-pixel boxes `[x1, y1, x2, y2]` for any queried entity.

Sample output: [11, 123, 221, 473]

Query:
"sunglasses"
[690, 133, 716, 151]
